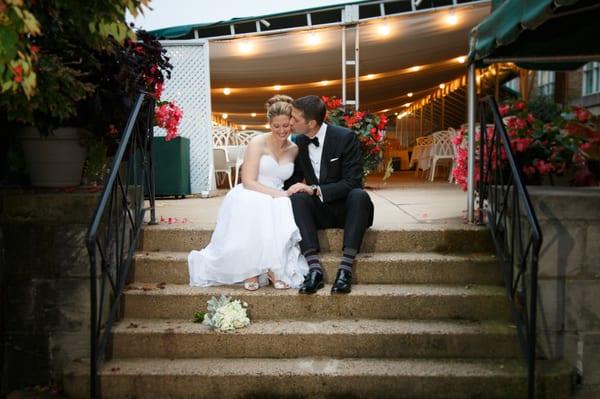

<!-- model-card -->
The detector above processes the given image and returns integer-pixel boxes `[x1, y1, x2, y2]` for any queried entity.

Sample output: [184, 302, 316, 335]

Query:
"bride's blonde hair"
[265, 95, 294, 121]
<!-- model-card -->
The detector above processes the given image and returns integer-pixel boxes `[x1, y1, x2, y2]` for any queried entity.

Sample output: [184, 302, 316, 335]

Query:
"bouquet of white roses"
[195, 294, 250, 332]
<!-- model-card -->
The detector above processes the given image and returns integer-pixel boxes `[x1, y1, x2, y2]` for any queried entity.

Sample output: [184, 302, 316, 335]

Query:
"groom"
[285, 95, 374, 295]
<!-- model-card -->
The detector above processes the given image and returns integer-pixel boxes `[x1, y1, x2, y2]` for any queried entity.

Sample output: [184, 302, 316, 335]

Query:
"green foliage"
[0, 0, 151, 134]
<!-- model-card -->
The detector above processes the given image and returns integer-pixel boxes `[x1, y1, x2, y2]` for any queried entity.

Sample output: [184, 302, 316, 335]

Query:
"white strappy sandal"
[243, 276, 260, 291]
[268, 271, 290, 290]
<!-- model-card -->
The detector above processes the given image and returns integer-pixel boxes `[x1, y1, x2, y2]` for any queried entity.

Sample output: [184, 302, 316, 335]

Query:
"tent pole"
[355, 25, 360, 110]
[342, 27, 347, 108]
[467, 63, 476, 223]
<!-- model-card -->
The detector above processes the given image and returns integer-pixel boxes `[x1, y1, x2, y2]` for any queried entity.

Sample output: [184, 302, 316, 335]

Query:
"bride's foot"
[244, 276, 260, 291]
[268, 271, 290, 290]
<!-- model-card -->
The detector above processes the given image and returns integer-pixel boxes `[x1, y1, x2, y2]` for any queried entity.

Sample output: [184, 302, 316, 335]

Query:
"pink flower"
[515, 101, 525, 110]
[499, 104, 510, 116]
[153, 82, 164, 100]
[575, 107, 590, 123]
[534, 159, 554, 175]
[527, 113, 535, 124]
[580, 142, 592, 151]
[511, 137, 533, 153]
[516, 118, 527, 130]
[155, 101, 184, 141]
[523, 165, 537, 177]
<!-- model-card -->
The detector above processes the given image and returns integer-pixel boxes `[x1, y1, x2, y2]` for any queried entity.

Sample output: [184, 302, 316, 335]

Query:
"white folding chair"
[415, 135, 434, 177]
[429, 130, 455, 182]
[213, 147, 233, 189]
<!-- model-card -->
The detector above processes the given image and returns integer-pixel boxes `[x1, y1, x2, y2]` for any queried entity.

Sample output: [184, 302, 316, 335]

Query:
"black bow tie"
[308, 136, 320, 147]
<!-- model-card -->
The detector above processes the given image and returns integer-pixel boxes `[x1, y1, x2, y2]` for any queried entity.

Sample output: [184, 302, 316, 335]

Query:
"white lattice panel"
[156, 40, 214, 194]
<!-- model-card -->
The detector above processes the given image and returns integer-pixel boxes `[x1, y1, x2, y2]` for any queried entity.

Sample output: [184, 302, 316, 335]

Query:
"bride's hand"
[274, 190, 290, 198]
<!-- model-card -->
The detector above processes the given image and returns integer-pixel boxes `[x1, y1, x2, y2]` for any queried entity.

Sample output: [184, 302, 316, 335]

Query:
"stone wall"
[0, 189, 100, 393]
[529, 187, 600, 391]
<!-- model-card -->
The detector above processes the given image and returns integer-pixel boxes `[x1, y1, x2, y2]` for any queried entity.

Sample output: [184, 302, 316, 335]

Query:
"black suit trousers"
[290, 188, 373, 254]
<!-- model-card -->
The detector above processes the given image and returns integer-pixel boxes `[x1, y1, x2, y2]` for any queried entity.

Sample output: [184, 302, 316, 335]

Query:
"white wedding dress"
[188, 154, 308, 288]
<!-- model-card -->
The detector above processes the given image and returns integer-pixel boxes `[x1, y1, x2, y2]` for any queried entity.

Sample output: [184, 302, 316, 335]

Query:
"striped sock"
[339, 247, 357, 272]
[304, 249, 322, 273]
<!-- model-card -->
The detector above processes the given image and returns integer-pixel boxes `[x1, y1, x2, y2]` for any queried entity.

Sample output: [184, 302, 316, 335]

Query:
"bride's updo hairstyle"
[265, 95, 294, 121]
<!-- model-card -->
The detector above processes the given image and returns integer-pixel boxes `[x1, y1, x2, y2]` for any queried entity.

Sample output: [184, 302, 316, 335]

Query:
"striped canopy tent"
[150, 0, 493, 131]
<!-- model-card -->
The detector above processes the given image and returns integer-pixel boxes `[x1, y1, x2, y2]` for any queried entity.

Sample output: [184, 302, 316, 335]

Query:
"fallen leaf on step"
[110, 367, 120, 372]
[127, 322, 139, 329]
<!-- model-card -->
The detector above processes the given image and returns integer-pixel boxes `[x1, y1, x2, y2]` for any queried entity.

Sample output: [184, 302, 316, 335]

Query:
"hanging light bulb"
[320, 80, 329, 86]
[306, 32, 320, 46]
[439, 83, 446, 89]
[251, 113, 257, 117]
[366, 74, 375, 80]
[222, 113, 228, 120]
[445, 10, 458, 26]
[456, 56, 466, 64]
[223, 88, 231, 95]
[378, 23, 391, 37]
[241, 125, 247, 130]
[239, 40, 254, 54]
[407, 92, 413, 97]
[409, 66, 421, 72]
[274, 85, 282, 91]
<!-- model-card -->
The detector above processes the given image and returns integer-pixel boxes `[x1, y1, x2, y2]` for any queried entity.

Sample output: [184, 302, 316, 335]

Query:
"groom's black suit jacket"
[284, 124, 374, 225]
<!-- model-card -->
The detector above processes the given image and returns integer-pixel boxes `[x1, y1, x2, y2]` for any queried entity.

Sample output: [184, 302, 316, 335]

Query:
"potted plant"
[321, 96, 390, 179]
[0, 0, 154, 187]
[450, 99, 600, 190]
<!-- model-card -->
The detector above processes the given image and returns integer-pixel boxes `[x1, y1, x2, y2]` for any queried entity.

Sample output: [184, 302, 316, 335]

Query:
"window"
[583, 62, 600, 96]
[536, 71, 555, 96]
[505, 77, 520, 93]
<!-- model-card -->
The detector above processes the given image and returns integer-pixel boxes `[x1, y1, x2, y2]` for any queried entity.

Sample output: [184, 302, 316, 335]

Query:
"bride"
[188, 95, 308, 290]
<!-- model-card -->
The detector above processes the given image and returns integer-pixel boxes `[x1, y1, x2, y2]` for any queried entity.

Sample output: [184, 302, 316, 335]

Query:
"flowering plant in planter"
[451, 99, 600, 191]
[322, 96, 389, 177]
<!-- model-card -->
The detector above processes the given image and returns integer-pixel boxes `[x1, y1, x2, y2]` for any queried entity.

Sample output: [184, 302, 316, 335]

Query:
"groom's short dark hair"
[293, 95, 326, 126]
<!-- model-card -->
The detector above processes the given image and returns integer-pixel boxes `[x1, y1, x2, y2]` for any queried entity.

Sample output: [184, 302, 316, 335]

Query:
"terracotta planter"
[19, 126, 88, 187]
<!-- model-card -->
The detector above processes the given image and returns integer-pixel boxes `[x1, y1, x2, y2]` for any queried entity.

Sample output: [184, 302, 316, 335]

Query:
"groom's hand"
[287, 183, 312, 195]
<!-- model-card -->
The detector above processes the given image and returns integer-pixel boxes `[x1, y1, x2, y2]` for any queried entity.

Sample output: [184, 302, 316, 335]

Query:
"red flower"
[515, 101, 525, 110]
[580, 142, 592, 151]
[153, 82, 164, 100]
[108, 124, 118, 137]
[155, 101, 184, 141]
[575, 107, 590, 123]
[534, 159, 554, 175]
[12, 65, 23, 83]
[511, 137, 533, 153]
[523, 165, 537, 177]
[30, 45, 40, 54]
[499, 104, 510, 116]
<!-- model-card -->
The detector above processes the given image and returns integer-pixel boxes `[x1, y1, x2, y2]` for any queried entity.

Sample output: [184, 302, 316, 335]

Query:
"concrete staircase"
[64, 224, 573, 398]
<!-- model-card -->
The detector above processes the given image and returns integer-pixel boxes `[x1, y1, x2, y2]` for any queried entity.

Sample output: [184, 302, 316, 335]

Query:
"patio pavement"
[147, 171, 469, 229]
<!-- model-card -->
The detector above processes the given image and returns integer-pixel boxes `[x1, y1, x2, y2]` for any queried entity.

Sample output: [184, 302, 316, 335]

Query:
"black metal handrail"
[477, 95, 543, 399]
[85, 92, 156, 398]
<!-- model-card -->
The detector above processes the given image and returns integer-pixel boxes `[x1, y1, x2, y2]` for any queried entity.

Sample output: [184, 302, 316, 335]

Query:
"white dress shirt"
[308, 122, 327, 182]
[307, 122, 327, 201]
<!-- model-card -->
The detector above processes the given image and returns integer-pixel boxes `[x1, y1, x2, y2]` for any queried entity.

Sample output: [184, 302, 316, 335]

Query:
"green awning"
[469, 0, 600, 69]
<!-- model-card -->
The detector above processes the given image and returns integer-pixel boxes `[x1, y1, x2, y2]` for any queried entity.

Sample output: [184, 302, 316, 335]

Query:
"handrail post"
[467, 63, 476, 223]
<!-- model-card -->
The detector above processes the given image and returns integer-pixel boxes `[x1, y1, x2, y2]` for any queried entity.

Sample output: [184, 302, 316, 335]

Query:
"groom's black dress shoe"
[299, 270, 324, 294]
[331, 269, 352, 294]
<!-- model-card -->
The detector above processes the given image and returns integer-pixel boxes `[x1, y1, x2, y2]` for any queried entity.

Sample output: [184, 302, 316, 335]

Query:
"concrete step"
[112, 318, 520, 359]
[123, 283, 511, 321]
[133, 251, 502, 285]
[139, 224, 493, 253]
[64, 357, 573, 399]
